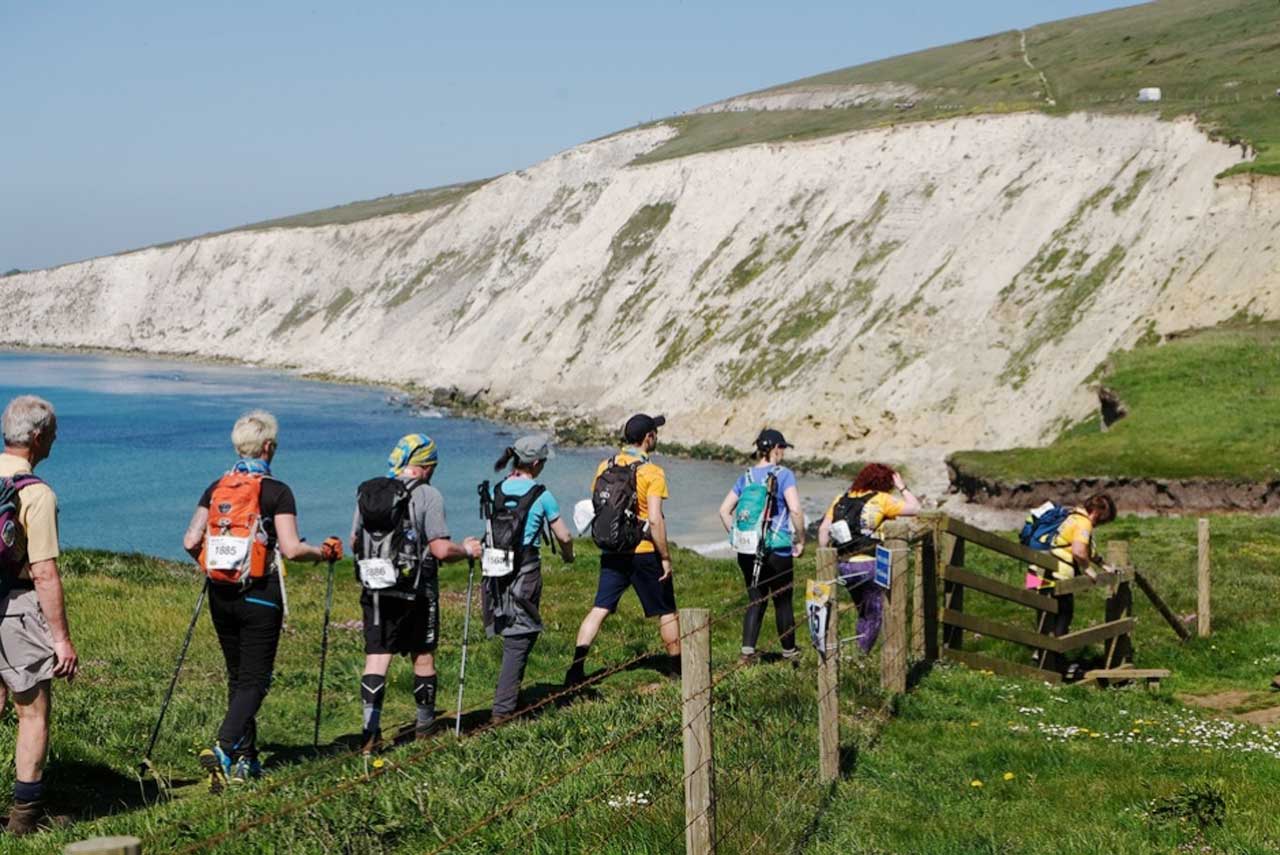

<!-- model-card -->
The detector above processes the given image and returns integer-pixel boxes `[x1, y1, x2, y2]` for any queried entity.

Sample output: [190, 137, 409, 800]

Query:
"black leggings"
[1036, 591, 1074, 673]
[208, 575, 284, 760]
[737, 552, 797, 654]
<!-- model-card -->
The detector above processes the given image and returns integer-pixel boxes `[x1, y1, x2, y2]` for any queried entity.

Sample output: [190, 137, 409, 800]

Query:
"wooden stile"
[881, 524, 909, 695]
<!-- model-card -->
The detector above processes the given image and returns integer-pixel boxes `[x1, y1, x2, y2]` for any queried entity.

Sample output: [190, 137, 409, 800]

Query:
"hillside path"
[1018, 29, 1057, 107]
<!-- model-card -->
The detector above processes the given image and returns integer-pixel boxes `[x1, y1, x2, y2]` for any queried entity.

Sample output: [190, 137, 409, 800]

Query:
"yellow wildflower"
[1003, 772, 1015, 781]
[971, 779, 984, 788]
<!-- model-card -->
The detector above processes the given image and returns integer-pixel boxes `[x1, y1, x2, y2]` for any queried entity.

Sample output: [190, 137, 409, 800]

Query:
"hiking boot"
[414, 718, 437, 741]
[5, 801, 39, 836]
[199, 747, 232, 795]
[360, 728, 383, 756]
[563, 665, 586, 689]
[231, 756, 263, 784]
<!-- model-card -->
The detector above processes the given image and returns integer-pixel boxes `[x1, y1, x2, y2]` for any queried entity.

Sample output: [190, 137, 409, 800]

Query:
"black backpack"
[354, 477, 429, 598]
[483, 481, 546, 575]
[591, 457, 645, 553]
[829, 492, 880, 557]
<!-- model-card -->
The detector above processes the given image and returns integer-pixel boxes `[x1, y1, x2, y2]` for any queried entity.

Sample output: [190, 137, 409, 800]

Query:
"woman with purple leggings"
[816, 464, 920, 653]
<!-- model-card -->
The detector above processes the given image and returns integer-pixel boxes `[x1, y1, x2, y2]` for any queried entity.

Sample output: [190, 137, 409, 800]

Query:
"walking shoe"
[199, 746, 232, 795]
[231, 756, 263, 784]
[738, 651, 758, 667]
[360, 728, 383, 756]
[563, 665, 586, 689]
[2, 799, 66, 835]
[782, 648, 801, 667]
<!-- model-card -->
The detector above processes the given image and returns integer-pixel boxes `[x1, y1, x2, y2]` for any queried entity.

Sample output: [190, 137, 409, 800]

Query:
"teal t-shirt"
[497, 477, 561, 546]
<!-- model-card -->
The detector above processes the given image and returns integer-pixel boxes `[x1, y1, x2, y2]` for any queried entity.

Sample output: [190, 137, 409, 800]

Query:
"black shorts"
[593, 552, 677, 618]
[361, 577, 439, 655]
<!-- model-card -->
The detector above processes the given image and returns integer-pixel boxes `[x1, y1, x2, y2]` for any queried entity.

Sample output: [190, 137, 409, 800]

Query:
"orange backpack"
[199, 472, 271, 584]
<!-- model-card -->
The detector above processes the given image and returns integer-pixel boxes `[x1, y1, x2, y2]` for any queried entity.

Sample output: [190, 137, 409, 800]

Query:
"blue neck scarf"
[232, 458, 271, 476]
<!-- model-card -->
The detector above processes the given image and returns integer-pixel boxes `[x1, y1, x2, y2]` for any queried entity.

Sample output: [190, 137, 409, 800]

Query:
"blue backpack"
[1019, 502, 1084, 551]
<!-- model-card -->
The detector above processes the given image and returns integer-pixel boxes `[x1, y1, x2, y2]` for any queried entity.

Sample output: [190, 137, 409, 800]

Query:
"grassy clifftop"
[950, 321, 1280, 483]
[641, 0, 1280, 175]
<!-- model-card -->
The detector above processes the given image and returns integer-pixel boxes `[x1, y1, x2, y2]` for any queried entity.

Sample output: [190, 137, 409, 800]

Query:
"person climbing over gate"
[1023, 493, 1117, 679]
[717, 429, 805, 665]
[565, 413, 680, 687]
[816, 463, 920, 653]
[350, 434, 481, 753]
[481, 436, 574, 722]
[183, 410, 343, 792]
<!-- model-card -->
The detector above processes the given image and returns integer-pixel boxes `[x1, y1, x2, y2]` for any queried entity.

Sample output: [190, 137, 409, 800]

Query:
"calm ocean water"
[0, 351, 845, 561]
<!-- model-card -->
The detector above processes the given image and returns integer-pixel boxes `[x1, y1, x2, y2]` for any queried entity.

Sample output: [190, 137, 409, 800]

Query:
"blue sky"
[2, 1, 1133, 271]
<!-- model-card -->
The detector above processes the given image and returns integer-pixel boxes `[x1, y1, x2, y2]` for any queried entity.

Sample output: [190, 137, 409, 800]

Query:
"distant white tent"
[1138, 87, 1162, 102]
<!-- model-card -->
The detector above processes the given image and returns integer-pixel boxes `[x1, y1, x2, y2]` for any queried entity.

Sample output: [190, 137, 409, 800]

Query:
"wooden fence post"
[881, 524, 909, 695]
[912, 535, 925, 659]
[1104, 541, 1133, 668]
[65, 838, 142, 855]
[1197, 518, 1211, 638]
[938, 527, 965, 651]
[816, 547, 840, 784]
[680, 608, 715, 855]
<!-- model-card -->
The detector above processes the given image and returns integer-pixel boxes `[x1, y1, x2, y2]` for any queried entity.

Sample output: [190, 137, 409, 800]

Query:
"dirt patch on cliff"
[948, 463, 1280, 514]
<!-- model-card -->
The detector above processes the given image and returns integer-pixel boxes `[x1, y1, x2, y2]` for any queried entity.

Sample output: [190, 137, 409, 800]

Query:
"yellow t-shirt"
[823, 490, 906, 560]
[593, 448, 669, 555]
[0, 453, 60, 568]
[1049, 509, 1093, 581]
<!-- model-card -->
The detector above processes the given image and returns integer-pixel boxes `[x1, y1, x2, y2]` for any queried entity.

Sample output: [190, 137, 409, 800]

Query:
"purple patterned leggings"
[838, 559, 883, 653]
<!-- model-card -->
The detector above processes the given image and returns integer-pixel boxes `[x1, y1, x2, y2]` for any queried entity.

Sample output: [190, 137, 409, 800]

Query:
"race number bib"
[732, 528, 760, 555]
[829, 519, 853, 546]
[482, 547, 515, 578]
[357, 558, 398, 590]
[205, 536, 251, 572]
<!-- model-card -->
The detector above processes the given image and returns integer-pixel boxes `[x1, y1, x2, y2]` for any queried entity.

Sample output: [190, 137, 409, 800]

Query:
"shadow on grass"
[55, 758, 178, 822]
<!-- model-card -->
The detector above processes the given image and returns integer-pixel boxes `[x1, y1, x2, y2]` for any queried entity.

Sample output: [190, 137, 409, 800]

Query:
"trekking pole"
[455, 554, 477, 737]
[455, 480, 490, 736]
[139, 578, 209, 778]
[313, 558, 336, 749]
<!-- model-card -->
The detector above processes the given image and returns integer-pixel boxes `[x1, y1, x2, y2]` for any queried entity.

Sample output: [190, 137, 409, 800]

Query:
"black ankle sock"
[570, 645, 590, 670]
[13, 779, 42, 804]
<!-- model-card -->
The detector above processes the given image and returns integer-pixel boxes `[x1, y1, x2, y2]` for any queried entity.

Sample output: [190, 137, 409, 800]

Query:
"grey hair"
[231, 410, 279, 458]
[2, 395, 56, 448]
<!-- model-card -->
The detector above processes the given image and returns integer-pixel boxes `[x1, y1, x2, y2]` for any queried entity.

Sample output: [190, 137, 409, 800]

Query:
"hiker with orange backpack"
[182, 410, 342, 792]
[0, 395, 77, 835]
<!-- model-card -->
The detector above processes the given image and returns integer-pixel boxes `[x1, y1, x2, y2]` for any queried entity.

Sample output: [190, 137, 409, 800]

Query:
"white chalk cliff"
[4, 113, 1278, 482]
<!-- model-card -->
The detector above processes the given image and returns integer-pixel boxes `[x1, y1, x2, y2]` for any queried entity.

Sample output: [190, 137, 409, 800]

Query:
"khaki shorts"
[0, 589, 55, 693]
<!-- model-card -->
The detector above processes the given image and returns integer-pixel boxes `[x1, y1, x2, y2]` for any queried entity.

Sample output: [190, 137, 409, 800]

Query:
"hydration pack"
[828, 491, 880, 557]
[354, 477, 430, 609]
[199, 472, 271, 585]
[733, 467, 784, 555]
[482, 481, 546, 578]
[1019, 502, 1085, 551]
[591, 457, 646, 553]
[0, 474, 42, 577]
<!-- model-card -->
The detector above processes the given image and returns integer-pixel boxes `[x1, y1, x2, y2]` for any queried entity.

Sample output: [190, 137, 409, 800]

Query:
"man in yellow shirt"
[0, 395, 78, 834]
[1035, 493, 1116, 677]
[565, 414, 679, 686]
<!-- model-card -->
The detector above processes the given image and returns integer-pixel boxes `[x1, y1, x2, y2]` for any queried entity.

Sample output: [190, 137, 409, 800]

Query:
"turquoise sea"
[0, 351, 845, 561]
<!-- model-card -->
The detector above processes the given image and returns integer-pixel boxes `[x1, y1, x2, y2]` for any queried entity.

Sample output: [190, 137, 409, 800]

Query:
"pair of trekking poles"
[141, 483, 492, 776]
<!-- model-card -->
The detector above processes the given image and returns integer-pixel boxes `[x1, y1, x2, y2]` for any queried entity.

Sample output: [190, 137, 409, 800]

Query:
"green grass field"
[8, 512, 1280, 853]
[639, 0, 1280, 175]
[949, 321, 1280, 483]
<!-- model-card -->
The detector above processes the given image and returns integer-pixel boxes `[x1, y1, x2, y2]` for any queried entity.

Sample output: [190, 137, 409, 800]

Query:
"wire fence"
[124, 515, 1023, 854]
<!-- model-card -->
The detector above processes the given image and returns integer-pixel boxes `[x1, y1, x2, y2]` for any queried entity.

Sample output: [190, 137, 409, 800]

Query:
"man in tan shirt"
[0, 395, 77, 835]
